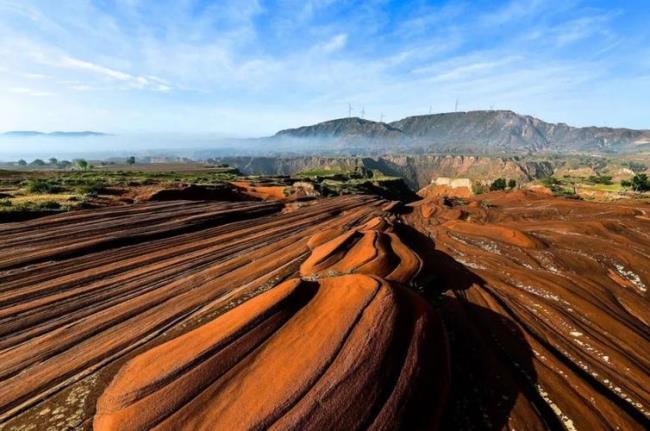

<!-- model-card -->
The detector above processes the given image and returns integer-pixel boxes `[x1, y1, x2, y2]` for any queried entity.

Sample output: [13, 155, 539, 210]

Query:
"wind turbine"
[360, 106, 365, 119]
[348, 103, 353, 118]
[454, 98, 459, 112]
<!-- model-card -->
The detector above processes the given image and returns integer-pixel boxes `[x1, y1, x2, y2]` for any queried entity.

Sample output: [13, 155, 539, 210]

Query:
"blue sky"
[0, 0, 649, 136]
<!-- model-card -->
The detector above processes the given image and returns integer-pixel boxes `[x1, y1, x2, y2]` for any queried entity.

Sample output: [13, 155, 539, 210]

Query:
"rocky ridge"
[275, 110, 650, 154]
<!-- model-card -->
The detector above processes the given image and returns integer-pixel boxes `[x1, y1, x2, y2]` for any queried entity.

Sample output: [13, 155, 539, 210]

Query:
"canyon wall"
[214, 155, 555, 189]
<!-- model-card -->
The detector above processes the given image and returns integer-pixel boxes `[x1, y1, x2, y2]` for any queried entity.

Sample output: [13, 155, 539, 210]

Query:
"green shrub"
[473, 182, 487, 194]
[490, 178, 507, 191]
[631, 174, 650, 192]
[559, 190, 581, 199]
[35, 200, 61, 210]
[26, 179, 63, 194]
[0, 199, 12, 207]
[541, 176, 560, 187]
[586, 175, 613, 185]
[75, 181, 105, 196]
[624, 161, 647, 173]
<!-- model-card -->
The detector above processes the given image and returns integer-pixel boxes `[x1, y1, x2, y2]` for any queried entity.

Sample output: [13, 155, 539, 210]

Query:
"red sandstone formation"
[417, 183, 473, 200]
[0, 196, 386, 427]
[231, 180, 288, 200]
[94, 211, 449, 430]
[407, 190, 650, 430]
[0, 188, 648, 430]
[300, 216, 422, 284]
[94, 275, 448, 431]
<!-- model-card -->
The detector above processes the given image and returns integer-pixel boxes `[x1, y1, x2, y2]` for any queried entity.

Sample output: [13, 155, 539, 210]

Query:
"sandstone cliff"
[213, 155, 555, 189]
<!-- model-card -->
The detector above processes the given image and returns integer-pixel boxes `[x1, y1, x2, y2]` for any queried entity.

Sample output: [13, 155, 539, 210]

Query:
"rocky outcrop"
[300, 217, 423, 283]
[418, 178, 473, 199]
[212, 155, 555, 189]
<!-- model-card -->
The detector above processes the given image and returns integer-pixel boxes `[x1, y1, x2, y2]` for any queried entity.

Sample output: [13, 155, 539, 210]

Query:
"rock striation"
[94, 213, 449, 430]
[407, 190, 650, 430]
[0, 187, 648, 430]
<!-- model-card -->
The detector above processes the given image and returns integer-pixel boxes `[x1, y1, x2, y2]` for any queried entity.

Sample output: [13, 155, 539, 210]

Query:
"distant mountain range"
[275, 110, 650, 154]
[1, 131, 108, 138]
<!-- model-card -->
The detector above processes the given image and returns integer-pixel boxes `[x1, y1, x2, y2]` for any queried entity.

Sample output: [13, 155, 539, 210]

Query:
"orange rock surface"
[1, 188, 649, 430]
[407, 190, 650, 430]
[0, 196, 386, 426]
[231, 180, 291, 200]
[95, 275, 448, 431]
[300, 216, 422, 284]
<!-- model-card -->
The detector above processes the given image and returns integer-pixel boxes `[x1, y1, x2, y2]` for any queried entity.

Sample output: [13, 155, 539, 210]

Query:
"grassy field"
[0, 164, 241, 219]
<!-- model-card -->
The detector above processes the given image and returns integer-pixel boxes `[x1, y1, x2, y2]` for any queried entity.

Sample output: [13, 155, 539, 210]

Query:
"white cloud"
[480, 0, 546, 26]
[25, 73, 48, 79]
[8, 87, 55, 97]
[0, 0, 647, 134]
[320, 33, 347, 54]
[57, 56, 171, 91]
[70, 84, 92, 91]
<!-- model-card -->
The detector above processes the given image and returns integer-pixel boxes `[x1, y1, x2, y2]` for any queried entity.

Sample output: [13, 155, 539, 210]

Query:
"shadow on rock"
[396, 221, 563, 430]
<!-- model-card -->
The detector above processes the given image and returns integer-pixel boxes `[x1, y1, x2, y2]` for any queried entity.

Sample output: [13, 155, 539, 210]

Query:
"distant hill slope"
[275, 110, 650, 154]
[275, 117, 403, 139]
[2, 131, 108, 137]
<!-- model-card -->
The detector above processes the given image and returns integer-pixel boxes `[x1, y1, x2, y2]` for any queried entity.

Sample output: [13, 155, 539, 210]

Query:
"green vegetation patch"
[296, 168, 355, 177]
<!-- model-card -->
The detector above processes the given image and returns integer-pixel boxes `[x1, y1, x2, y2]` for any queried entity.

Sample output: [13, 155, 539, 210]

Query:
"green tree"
[620, 179, 632, 189]
[490, 178, 507, 191]
[48, 157, 58, 165]
[631, 174, 650, 192]
[17, 159, 27, 166]
[30, 159, 45, 166]
[126, 156, 136, 165]
[507, 179, 517, 189]
[587, 175, 613, 185]
[624, 161, 647, 173]
[74, 159, 89, 171]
